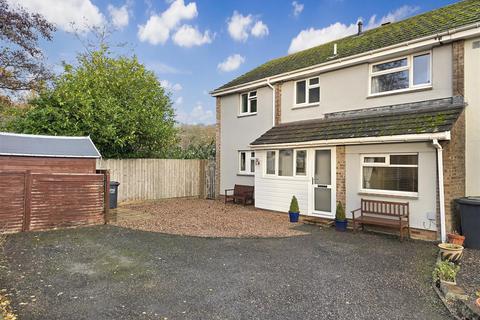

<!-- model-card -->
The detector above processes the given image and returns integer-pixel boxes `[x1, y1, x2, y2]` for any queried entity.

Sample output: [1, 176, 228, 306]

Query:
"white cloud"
[227, 11, 252, 42]
[292, 1, 304, 17]
[227, 11, 268, 42]
[176, 103, 214, 124]
[217, 54, 245, 72]
[7, 0, 105, 32]
[147, 62, 184, 74]
[175, 96, 184, 105]
[160, 80, 183, 92]
[138, 0, 197, 45]
[108, 3, 130, 29]
[288, 5, 419, 53]
[172, 25, 212, 47]
[251, 21, 269, 38]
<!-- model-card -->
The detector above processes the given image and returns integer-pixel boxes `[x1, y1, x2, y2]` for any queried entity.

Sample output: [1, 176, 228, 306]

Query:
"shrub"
[336, 202, 346, 221]
[432, 260, 460, 283]
[289, 196, 299, 213]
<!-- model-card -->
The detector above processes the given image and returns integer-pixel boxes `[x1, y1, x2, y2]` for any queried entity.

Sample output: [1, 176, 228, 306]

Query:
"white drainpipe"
[266, 78, 275, 127]
[433, 139, 447, 243]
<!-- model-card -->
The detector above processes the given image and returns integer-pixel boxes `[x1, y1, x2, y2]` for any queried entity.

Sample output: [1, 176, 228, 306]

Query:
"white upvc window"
[294, 149, 307, 176]
[239, 151, 255, 175]
[294, 77, 320, 107]
[369, 51, 431, 96]
[266, 150, 276, 175]
[239, 91, 257, 116]
[360, 153, 419, 196]
[265, 149, 307, 177]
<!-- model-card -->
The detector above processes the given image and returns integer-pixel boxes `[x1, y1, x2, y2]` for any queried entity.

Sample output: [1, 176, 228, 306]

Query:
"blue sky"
[10, 0, 455, 124]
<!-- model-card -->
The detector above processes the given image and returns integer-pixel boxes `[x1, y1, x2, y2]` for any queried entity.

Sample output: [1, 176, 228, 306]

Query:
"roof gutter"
[432, 139, 447, 243]
[266, 78, 275, 127]
[249, 131, 451, 149]
[211, 22, 480, 97]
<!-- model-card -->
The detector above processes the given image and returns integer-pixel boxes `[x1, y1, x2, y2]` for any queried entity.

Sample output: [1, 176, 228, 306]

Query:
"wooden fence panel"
[29, 174, 105, 231]
[0, 172, 26, 232]
[97, 159, 213, 202]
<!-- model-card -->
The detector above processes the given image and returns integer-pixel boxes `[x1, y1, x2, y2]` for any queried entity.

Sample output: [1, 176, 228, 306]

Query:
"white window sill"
[367, 85, 432, 99]
[237, 172, 254, 176]
[262, 175, 309, 181]
[292, 103, 320, 110]
[358, 189, 419, 200]
[238, 112, 257, 118]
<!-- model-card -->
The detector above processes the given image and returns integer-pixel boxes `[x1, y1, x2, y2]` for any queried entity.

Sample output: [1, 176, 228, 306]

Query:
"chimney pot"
[357, 20, 363, 35]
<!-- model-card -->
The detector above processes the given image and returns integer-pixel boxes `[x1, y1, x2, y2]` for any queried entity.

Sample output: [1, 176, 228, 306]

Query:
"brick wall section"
[452, 40, 465, 97]
[442, 110, 465, 232]
[274, 83, 282, 125]
[441, 40, 466, 233]
[336, 146, 346, 209]
[215, 97, 221, 198]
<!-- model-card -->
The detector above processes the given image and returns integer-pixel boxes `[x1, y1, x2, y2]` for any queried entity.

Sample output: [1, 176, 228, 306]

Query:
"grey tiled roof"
[250, 97, 465, 146]
[0, 133, 101, 158]
[215, 0, 480, 92]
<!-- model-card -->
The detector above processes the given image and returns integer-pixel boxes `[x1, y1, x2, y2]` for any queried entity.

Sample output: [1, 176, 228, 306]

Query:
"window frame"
[265, 150, 277, 176]
[360, 153, 419, 197]
[368, 51, 432, 97]
[264, 149, 308, 178]
[293, 77, 320, 108]
[238, 150, 255, 175]
[294, 149, 307, 177]
[239, 90, 258, 116]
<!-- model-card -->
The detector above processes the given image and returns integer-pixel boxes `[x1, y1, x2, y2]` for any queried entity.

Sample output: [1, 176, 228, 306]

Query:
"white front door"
[310, 148, 336, 217]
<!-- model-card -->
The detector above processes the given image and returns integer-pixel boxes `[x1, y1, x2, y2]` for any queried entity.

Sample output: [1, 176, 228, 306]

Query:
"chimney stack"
[357, 20, 363, 35]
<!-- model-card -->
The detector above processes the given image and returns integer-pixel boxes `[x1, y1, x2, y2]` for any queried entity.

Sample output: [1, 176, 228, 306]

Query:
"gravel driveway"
[111, 198, 309, 238]
[1, 225, 450, 320]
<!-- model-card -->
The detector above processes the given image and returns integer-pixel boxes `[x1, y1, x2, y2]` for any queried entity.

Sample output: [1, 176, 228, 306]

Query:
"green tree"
[5, 47, 178, 158]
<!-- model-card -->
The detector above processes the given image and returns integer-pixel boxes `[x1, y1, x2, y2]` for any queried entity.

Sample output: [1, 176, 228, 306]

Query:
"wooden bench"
[224, 185, 254, 206]
[351, 199, 410, 241]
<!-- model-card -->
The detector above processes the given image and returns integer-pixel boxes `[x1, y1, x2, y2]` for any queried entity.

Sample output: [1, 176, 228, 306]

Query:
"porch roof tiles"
[250, 97, 465, 146]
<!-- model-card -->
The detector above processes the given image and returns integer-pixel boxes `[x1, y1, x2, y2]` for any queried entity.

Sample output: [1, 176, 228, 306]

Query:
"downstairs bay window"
[361, 154, 418, 196]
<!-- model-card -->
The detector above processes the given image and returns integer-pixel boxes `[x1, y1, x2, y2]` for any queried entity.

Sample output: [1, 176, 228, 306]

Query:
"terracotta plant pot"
[476, 298, 480, 308]
[438, 243, 464, 263]
[447, 233, 465, 246]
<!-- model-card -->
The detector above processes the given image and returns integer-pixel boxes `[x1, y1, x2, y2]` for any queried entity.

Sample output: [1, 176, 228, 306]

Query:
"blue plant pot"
[289, 211, 300, 223]
[335, 219, 348, 231]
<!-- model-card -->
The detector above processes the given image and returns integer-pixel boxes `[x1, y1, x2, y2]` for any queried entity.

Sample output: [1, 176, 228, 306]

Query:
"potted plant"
[335, 202, 347, 232]
[447, 231, 465, 246]
[432, 260, 460, 285]
[288, 196, 300, 223]
[438, 243, 464, 263]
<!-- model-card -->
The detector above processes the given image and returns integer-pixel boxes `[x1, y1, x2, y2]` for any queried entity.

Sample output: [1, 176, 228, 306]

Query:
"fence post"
[23, 171, 32, 232]
[104, 170, 110, 223]
[198, 160, 206, 199]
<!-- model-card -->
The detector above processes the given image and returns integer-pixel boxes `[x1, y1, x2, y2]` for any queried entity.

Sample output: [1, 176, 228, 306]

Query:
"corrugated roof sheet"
[215, 0, 480, 92]
[250, 97, 465, 146]
[0, 133, 101, 158]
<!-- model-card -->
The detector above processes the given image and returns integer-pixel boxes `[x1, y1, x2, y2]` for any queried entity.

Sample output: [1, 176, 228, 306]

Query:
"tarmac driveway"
[1, 225, 450, 320]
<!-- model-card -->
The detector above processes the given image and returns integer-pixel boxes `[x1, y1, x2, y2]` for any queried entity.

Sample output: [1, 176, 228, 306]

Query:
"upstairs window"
[370, 52, 431, 95]
[240, 91, 257, 115]
[295, 77, 320, 106]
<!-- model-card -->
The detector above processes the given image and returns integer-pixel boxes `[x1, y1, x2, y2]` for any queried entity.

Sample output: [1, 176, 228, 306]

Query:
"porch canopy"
[250, 97, 465, 148]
